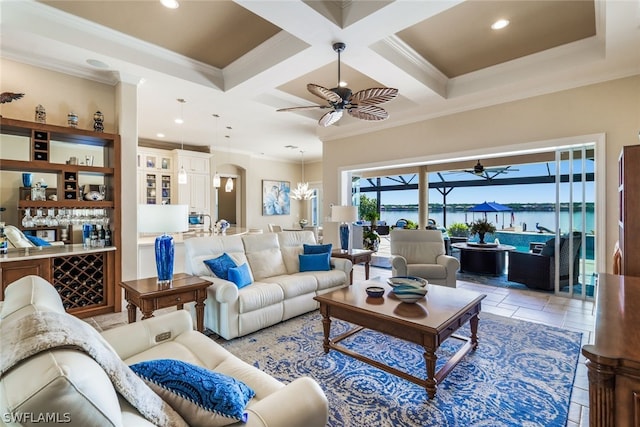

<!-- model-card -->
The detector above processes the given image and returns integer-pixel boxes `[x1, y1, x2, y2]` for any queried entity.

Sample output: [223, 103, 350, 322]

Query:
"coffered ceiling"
[1, 1, 638, 162]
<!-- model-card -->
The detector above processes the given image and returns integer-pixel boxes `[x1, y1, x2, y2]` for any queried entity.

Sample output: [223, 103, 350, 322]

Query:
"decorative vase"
[35, 105, 46, 124]
[478, 232, 486, 244]
[93, 111, 104, 132]
[67, 112, 78, 128]
[155, 234, 175, 285]
[22, 173, 33, 188]
[339, 223, 349, 251]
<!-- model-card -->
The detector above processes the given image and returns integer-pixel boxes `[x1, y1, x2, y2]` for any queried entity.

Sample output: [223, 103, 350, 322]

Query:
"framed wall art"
[262, 180, 291, 216]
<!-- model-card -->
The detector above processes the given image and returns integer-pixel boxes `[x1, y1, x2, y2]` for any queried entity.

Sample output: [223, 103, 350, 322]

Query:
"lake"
[380, 209, 595, 234]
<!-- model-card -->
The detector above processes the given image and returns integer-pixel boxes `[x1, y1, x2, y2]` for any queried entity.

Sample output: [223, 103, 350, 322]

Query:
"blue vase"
[22, 173, 33, 188]
[339, 223, 349, 251]
[155, 234, 175, 284]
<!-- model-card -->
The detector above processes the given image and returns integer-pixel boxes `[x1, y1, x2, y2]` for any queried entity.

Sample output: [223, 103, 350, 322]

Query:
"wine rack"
[52, 253, 105, 310]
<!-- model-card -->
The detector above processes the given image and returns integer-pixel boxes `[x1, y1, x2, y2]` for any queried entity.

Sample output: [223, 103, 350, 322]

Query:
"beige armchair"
[390, 229, 460, 287]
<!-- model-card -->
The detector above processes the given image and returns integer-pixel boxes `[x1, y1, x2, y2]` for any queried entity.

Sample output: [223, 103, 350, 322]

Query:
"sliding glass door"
[554, 144, 595, 299]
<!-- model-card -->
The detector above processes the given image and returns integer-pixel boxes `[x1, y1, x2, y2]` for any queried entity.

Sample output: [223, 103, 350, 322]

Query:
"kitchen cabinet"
[137, 147, 174, 205]
[175, 150, 211, 214]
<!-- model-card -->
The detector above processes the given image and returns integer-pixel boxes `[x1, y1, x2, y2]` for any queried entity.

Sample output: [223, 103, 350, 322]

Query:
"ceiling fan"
[459, 160, 519, 179]
[277, 42, 398, 127]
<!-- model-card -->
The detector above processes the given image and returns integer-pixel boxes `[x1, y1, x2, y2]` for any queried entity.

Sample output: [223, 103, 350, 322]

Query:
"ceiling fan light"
[491, 19, 509, 30]
[225, 177, 233, 192]
[160, 0, 179, 9]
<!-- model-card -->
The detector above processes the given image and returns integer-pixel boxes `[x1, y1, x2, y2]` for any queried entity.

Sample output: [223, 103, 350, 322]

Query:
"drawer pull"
[176, 297, 181, 302]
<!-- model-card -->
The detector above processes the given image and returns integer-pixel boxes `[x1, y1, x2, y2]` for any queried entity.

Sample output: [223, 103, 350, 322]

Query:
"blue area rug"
[220, 311, 581, 427]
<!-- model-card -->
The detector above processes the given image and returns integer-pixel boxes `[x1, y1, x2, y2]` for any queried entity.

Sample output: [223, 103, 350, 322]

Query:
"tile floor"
[87, 263, 595, 427]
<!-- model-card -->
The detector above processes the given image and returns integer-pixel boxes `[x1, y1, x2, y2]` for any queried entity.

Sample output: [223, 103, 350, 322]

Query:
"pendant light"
[291, 150, 315, 200]
[212, 114, 221, 188]
[177, 98, 188, 184]
[225, 134, 233, 192]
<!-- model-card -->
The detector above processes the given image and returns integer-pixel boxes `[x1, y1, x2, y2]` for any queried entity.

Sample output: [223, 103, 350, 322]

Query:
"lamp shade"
[138, 204, 189, 285]
[138, 204, 189, 233]
[331, 205, 358, 223]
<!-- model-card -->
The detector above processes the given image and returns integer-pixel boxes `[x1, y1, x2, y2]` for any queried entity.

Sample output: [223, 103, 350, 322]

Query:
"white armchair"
[390, 229, 460, 287]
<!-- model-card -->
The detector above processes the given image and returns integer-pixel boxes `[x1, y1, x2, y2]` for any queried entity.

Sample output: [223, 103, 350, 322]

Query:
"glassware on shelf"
[22, 209, 34, 228]
[45, 209, 59, 226]
[33, 209, 46, 226]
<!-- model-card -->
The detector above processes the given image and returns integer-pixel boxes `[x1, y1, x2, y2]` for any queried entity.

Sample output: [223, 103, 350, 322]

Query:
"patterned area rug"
[220, 311, 581, 427]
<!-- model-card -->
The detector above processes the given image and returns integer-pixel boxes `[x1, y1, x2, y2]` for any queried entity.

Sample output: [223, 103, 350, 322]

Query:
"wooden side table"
[331, 249, 373, 283]
[119, 273, 210, 332]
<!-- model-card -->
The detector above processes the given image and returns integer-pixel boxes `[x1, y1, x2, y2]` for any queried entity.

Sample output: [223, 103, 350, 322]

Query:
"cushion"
[203, 253, 237, 280]
[26, 235, 52, 246]
[299, 253, 331, 272]
[303, 243, 332, 255]
[228, 263, 253, 288]
[541, 239, 555, 257]
[130, 359, 255, 427]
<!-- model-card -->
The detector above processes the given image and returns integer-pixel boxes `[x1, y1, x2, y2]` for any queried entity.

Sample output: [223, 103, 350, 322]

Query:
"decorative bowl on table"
[392, 284, 428, 303]
[387, 276, 428, 288]
[365, 286, 385, 298]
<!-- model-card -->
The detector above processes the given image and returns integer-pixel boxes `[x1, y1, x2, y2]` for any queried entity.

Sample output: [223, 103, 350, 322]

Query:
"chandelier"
[291, 150, 316, 200]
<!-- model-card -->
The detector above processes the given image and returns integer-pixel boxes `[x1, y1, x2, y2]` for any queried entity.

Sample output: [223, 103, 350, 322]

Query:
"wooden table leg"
[194, 291, 205, 332]
[470, 314, 480, 350]
[424, 347, 438, 399]
[126, 301, 137, 323]
[320, 304, 331, 354]
[364, 260, 370, 280]
[141, 309, 154, 320]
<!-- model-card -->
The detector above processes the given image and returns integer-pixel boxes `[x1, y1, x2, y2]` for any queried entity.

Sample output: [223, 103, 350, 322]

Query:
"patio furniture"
[507, 232, 582, 291]
[389, 229, 460, 287]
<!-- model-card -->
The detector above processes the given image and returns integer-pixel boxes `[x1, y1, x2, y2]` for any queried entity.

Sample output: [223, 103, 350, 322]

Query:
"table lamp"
[331, 205, 358, 251]
[138, 204, 189, 286]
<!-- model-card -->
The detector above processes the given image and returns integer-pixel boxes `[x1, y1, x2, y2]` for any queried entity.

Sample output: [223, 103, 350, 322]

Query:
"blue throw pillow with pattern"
[130, 359, 255, 427]
[203, 253, 237, 280]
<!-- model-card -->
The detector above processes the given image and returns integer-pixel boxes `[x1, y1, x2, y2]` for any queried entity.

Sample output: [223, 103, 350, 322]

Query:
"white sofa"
[184, 231, 352, 340]
[0, 275, 329, 427]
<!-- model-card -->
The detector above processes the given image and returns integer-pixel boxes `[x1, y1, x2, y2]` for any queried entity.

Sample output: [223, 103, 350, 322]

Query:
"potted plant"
[447, 222, 469, 238]
[469, 218, 496, 244]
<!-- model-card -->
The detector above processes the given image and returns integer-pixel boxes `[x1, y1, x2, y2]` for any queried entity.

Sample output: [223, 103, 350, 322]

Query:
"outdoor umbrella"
[467, 201, 512, 228]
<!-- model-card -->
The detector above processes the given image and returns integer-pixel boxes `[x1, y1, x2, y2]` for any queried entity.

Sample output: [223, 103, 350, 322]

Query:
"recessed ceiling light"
[491, 19, 510, 30]
[160, 0, 179, 9]
[86, 59, 109, 69]
[174, 118, 183, 124]
[156, 133, 165, 138]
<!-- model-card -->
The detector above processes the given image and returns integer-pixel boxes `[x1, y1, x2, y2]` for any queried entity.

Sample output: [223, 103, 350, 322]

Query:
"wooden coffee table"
[119, 273, 210, 332]
[314, 280, 485, 399]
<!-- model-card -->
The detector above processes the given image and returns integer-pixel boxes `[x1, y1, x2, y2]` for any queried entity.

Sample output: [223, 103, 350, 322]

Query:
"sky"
[360, 160, 595, 205]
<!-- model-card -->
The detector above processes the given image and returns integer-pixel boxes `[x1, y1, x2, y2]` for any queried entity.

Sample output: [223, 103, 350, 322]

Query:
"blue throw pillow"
[25, 235, 52, 246]
[299, 253, 331, 272]
[303, 243, 333, 255]
[130, 359, 255, 427]
[228, 263, 253, 289]
[203, 253, 237, 280]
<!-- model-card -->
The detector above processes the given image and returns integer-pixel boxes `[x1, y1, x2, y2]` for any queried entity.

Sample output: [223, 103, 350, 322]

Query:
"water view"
[380, 209, 595, 235]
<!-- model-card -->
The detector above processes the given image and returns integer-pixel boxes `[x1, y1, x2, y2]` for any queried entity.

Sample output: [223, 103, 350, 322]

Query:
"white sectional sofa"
[184, 231, 352, 340]
[0, 275, 329, 427]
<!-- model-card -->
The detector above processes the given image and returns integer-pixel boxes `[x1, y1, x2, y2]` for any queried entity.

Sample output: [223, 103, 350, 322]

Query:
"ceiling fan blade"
[277, 105, 328, 112]
[347, 105, 389, 121]
[318, 110, 343, 127]
[351, 87, 398, 106]
[308, 84, 342, 103]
